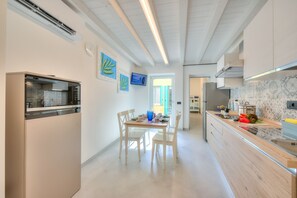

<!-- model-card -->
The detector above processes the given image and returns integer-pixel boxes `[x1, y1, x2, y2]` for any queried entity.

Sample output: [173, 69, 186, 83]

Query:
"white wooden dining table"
[124, 119, 169, 168]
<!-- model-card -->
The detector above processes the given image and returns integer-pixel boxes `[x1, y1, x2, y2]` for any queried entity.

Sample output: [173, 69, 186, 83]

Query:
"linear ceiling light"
[109, 0, 154, 66]
[139, 0, 169, 65]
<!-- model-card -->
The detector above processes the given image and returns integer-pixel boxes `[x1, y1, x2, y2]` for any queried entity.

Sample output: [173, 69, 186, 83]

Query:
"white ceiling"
[66, 0, 267, 67]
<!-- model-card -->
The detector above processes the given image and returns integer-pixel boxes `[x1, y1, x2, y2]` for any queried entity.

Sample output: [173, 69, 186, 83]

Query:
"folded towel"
[285, 118, 297, 125]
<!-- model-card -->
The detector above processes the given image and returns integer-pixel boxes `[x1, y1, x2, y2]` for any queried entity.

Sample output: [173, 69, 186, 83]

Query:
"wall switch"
[287, 101, 297, 110]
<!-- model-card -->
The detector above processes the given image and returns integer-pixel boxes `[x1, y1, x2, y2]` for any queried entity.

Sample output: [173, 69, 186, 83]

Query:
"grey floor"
[73, 113, 232, 198]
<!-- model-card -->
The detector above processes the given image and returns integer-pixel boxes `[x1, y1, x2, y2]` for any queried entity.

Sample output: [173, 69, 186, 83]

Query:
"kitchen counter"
[207, 111, 297, 169]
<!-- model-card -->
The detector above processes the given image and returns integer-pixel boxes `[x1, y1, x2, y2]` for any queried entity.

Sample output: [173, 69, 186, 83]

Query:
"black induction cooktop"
[239, 126, 282, 138]
[239, 126, 297, 157]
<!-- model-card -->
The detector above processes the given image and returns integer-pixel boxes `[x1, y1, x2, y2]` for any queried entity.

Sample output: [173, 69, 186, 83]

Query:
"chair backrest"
[172, 114, 181, 141]
[127, 109, 135, 120]
[117, 110, 129, 138]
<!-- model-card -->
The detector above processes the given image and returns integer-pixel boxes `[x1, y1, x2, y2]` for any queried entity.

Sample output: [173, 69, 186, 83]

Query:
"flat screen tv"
[130, 72, 147, 86]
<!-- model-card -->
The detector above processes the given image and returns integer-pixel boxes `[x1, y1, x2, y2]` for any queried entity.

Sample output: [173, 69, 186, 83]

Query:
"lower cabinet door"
[25, 113, 81, 198]
[221, 126, 296, 198]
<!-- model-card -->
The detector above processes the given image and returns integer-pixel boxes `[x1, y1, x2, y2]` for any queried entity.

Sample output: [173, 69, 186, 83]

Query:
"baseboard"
[81, 137, 120, 167]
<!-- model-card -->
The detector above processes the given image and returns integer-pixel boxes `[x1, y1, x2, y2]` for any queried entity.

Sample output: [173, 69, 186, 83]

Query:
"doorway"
[189, 77, 209, 130]
[149, 75, 175, 126]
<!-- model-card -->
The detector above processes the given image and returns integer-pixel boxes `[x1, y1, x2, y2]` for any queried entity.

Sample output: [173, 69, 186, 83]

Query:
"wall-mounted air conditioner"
[8, 0, 81, 41]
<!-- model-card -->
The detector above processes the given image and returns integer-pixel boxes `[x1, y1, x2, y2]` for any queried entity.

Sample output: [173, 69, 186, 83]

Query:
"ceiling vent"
[8, 0, 81, 41]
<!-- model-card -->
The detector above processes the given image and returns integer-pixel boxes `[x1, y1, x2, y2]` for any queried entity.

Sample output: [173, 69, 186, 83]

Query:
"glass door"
[149, 76, 174, 120]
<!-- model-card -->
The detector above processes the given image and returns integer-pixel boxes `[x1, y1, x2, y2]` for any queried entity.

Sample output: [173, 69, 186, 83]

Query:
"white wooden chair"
[117, 110, 146, 162]
[151, 114, 181, 164]
[127, 109, 150, 144]
[157, 112, 180, 152]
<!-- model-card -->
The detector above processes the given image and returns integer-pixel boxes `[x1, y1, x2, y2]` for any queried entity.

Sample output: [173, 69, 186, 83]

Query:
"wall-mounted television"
[130, 72, 147, 86]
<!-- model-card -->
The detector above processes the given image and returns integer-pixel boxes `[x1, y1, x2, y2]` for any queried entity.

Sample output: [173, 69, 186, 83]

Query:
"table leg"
[125, 125, 128, 165]
[163, 127, 166, 170]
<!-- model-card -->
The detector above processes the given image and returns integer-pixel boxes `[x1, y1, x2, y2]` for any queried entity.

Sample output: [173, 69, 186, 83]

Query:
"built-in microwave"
[25, 75, 81, 119]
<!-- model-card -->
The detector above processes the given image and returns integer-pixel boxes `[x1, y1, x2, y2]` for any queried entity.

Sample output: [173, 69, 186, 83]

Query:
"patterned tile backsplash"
[231, 74, 297, 121]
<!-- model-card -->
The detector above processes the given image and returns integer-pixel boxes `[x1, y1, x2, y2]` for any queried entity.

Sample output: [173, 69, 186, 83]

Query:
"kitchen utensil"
[238, 102, 256, 115]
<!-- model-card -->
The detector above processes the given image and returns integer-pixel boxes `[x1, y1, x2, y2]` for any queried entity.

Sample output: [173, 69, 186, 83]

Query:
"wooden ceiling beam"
[195, 0, 229, 64]
[212, 0, 267, 62]
[179, 0, 189, 66]
[62, 0, 143, 66]
[109, 0, 155, 66]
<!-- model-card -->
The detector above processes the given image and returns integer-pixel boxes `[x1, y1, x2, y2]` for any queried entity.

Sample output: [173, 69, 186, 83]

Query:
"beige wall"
[5, 0, 139, 163]
[0, 0, 6, 197]
[190, 78, 201, 97]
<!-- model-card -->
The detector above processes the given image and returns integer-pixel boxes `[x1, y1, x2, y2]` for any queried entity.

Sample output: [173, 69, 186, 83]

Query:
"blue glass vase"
[147, 111, 154, 121]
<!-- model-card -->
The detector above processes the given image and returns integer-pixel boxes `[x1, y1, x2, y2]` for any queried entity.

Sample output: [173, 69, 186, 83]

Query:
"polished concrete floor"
[73, 113, 233, 198]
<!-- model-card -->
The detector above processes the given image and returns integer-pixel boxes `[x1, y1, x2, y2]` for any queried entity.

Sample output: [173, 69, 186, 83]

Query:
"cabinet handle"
[211, 123, 219, 133]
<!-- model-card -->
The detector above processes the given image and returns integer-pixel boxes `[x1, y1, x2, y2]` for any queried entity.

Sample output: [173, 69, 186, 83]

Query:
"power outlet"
[287, 101, 297, 110]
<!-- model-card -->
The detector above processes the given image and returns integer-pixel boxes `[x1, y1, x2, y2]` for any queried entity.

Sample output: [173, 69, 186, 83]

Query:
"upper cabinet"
[244, 0, 274, 79]
[274, 0, 297, 69]
[216, 54, 243, 89]
[244, 0, 297, 79]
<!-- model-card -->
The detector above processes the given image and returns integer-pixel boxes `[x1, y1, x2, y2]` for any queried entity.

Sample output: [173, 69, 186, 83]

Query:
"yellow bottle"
[285, 118, 297, 125]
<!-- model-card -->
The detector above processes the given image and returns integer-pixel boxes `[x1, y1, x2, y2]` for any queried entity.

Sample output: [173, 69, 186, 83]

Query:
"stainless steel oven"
[25, 75, 81, 119]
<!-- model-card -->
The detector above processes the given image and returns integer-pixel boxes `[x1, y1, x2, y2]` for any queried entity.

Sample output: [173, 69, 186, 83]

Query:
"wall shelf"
[190, 96, 200, 113]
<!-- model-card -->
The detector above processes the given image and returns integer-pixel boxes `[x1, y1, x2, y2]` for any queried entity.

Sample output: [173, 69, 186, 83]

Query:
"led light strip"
[139, 0, 168, 65]
[245, 69, 275, 81]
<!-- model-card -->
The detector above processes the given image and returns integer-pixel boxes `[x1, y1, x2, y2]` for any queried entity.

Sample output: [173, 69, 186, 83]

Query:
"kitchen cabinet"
[216, 54, 243, 89]
[221, 125, 295, 198]
[274, 0, 297, 69]
[5, 73, 81, 198]
[207, 113, 297, 198]
[217, 77, 243, 89]
[244, 0, 274, 79]
[207, 115, 224, 162]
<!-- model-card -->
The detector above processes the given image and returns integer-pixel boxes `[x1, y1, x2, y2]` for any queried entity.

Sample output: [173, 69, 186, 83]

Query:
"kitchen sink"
[215, 113, 238, 120]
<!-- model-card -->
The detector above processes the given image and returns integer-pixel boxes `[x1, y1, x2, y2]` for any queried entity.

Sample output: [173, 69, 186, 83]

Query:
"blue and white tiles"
[231, 74, 297, 121]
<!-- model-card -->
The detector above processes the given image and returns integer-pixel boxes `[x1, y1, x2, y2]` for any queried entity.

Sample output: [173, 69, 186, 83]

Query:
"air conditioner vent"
[9, 0, 80, 41]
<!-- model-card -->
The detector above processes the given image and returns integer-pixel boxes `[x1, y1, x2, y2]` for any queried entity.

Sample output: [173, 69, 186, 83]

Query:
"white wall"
[0, 0, 6, 197]
[135, 64, 217, 129]
[130, 66, 148, 116]
[5, 0, 140, 163]
[183, 65, 217, 129]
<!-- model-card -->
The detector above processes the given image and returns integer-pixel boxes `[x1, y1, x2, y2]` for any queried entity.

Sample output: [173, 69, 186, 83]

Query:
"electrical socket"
[287, 101, 297, 110]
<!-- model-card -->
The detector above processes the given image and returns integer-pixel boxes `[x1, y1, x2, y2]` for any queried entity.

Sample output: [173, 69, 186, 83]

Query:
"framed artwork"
[119, 73, 129, 92]
[97, 51, 117, 81]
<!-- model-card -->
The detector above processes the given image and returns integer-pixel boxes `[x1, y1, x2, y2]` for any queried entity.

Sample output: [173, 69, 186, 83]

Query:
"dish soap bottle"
[228, 99, 234, 111]
[233, 99, 239, 113]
